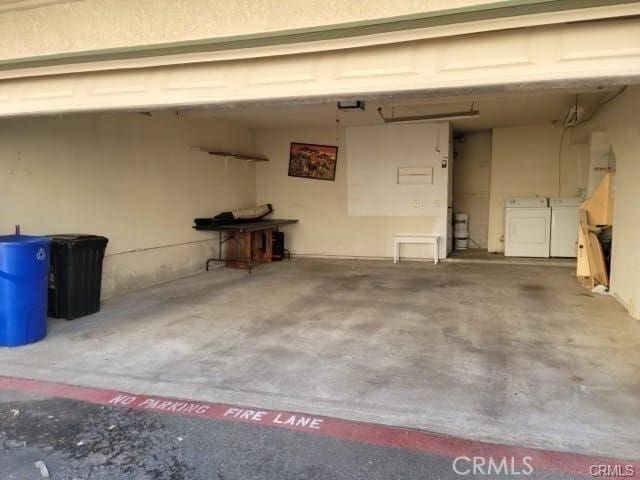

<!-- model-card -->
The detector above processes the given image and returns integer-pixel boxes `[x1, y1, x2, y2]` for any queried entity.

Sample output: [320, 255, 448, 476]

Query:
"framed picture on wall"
[288, 142, 338, 181]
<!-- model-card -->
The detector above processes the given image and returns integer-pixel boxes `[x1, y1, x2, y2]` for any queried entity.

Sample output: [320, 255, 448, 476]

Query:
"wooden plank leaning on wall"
[577, 173, 614, 288]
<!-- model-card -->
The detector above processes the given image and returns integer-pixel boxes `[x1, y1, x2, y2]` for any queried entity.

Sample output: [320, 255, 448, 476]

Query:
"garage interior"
[2, 4, 640, 473]
[2, 80, 640, 462]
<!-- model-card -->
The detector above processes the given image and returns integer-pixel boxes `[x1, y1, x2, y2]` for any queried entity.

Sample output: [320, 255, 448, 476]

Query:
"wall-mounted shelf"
[191, 147, 268, 162]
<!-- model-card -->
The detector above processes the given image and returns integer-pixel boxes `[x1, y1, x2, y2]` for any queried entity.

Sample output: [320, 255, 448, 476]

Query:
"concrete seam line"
[105, 239, 217, 257]
[0, 374, 638, 474]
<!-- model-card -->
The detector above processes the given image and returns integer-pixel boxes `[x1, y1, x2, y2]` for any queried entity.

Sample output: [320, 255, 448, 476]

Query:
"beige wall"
[574, 86, 640, 319]
[0, 112, 256, 298]
[487, 125, 587, 253]
[0, 0, 498, 59]
[453, 131, 491, 249]
[255, 127, 444, 260]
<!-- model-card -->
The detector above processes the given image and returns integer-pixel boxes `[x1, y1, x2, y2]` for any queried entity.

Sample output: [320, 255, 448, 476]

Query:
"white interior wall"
[345, 123, 450, 258]
[255, 127, 446, 260]
[452, 131, 492, 249]
[2, 90, 636, 319]
[0, 112, 256, 298]
[346, 124, 449, 218]
[573, 86, 640, 319]
[487, 125, 588, 253]
[587, 131, 614, 196]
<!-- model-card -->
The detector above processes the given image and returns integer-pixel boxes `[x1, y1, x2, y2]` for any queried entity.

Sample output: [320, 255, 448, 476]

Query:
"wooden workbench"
[194, 219, 298, 272]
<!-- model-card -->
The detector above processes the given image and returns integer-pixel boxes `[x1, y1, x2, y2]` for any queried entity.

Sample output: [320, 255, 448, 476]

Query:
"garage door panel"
[559, 20, 640, 60]
[335, 43, 419, 80]
[247, 56, 319, 86]
[436, 30, 533, 72]
[1, 19, 640, 117]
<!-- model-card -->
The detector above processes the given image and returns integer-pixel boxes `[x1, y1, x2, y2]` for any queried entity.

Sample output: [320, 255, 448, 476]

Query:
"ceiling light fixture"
[377, 105, 479, 124]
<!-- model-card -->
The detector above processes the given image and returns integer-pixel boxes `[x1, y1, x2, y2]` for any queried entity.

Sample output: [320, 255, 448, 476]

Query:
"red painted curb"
[0, 375, 637, 477]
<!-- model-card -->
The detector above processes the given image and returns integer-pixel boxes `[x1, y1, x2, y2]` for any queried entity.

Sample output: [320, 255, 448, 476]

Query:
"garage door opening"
[2, 84, 639, 462]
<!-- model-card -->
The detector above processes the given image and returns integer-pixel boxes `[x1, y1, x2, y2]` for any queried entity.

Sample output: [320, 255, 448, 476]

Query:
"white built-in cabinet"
[346, 123, 452, 259]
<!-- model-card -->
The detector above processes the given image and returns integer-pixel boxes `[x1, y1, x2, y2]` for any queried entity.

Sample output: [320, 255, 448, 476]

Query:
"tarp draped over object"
[194, 204, 273, 227]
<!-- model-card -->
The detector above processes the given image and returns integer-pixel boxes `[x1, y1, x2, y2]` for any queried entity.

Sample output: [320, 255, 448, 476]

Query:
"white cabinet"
[346, 123, 451, 259]
[550, 197, 580, 258]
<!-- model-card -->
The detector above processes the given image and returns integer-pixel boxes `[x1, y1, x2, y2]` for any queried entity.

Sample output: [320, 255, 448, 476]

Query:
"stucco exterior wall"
[0, 0, 498, 60]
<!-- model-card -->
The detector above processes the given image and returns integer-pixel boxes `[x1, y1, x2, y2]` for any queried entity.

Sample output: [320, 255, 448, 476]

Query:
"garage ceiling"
[180, 88, 617, 132]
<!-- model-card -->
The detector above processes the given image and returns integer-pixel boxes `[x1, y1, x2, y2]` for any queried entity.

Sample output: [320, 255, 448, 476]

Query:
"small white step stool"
[393, 235, 440, 265]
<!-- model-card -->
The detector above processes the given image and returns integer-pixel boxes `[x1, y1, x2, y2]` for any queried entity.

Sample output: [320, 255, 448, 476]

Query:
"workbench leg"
[265, 229, 273, 261]
[251, 229, 273, 263]
[249, 230, 273, 272]
[231, 232, 240, 262]
[244, 232, 252, 271]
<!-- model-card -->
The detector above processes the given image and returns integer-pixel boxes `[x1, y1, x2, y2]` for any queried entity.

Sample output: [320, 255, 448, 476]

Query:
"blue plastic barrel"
[0, 235, 50, 346]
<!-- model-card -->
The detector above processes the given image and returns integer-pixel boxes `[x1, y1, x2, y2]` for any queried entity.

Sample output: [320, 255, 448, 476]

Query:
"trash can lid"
[49, 234, 109, 246]
[0, 235, 51, 246]
[49, 234, 102, 239]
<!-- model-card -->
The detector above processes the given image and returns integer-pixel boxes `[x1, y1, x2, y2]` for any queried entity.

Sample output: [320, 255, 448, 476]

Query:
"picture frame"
[288, 142, 338, 181]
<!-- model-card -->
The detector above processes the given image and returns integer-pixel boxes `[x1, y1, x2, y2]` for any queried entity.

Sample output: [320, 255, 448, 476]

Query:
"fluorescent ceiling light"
[377, 106, 479, 123]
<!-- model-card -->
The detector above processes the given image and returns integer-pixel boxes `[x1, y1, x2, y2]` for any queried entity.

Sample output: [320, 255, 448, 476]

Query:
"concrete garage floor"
[0, 259, 638, 459]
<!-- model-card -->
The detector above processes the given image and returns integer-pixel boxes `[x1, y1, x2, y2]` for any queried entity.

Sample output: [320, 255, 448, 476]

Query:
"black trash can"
[271, 231, 284, 261]
[48, 235, 109, 320]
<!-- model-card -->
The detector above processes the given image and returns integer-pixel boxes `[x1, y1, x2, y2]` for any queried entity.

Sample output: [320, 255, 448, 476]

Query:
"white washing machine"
[504, 197, 551, 257]
[550, 197, 581, 258]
